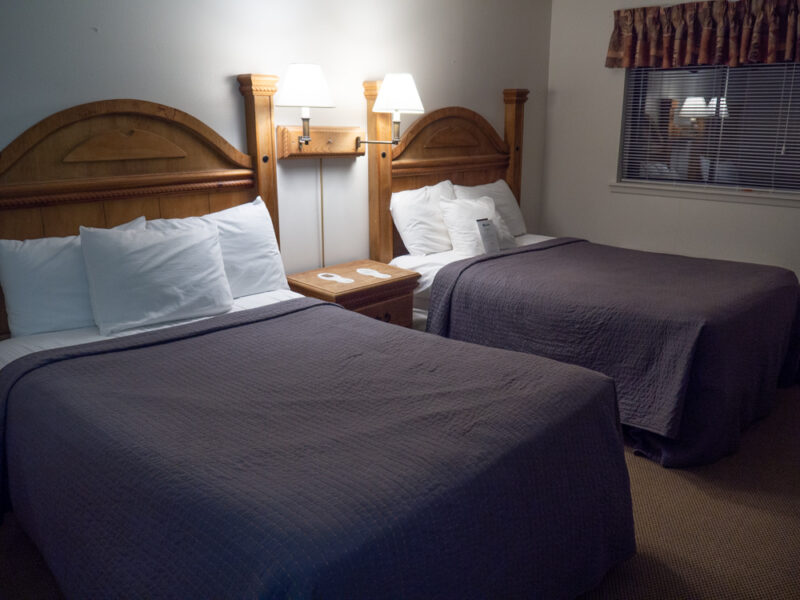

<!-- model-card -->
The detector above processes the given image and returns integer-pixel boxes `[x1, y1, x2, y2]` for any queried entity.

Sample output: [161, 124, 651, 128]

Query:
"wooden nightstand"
[287, 260, 420, 327]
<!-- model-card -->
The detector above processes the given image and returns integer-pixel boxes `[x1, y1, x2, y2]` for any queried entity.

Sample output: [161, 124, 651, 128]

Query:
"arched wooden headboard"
[0, 74, 279, 339]
[364, 84, 528, 262]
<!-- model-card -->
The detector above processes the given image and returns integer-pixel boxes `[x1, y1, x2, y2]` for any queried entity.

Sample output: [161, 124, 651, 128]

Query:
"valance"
[606, 0, 800, 68]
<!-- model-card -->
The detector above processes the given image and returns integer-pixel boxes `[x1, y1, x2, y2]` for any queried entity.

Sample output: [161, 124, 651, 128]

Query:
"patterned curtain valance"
[606, 0, 800, 68]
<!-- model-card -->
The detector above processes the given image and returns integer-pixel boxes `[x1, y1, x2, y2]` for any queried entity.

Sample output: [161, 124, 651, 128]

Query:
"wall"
[544, 0, 800, 276]
[0, 0, 551, 274]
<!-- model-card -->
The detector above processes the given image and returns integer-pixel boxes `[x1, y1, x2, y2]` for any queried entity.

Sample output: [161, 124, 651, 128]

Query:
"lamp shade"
[709, 97, 729, 118]
[275, 64, 333, 108]
[372, 73, 424, 115]
[679, 96, 709, 118]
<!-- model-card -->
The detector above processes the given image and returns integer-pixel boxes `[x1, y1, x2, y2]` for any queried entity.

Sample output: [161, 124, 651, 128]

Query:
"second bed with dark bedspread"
[0, 298, 634, 599]
[428, 238, 800, 467]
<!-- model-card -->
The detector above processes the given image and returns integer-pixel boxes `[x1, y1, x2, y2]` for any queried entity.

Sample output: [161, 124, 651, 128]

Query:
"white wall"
[0, 0, 551, 273]
[544, 0, 800, 276]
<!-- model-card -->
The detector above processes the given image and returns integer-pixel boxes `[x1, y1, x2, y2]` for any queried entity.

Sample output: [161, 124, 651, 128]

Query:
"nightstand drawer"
[355, 294, 413, 327]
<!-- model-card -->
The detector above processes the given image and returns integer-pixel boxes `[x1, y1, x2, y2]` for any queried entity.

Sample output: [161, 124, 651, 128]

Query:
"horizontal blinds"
[620, 64, 800, 194]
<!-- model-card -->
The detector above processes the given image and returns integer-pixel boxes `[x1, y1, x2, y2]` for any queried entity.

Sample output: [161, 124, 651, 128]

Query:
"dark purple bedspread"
[428, 239, 800, 467]
[0, 298, 634, 599]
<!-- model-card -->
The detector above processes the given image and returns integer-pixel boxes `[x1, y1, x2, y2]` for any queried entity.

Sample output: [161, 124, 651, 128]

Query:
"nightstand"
[287, 260, 421, 327]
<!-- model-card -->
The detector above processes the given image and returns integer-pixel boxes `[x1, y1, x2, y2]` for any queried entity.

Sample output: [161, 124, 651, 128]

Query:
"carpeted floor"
[582, 384, 800, 599]
[2, 386, 799, 599]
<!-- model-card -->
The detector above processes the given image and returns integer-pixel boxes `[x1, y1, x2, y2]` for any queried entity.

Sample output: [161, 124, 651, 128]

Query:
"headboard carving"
[423, 126, 479, 150]
[365, 85, 529, 262]
[63, 129, 188, 162]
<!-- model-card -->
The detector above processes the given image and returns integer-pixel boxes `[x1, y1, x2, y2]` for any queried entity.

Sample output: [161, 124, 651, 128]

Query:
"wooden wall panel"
[104, 197, 161, 225]
[0, 207, 43, 240]
[42, 202, 105, 237]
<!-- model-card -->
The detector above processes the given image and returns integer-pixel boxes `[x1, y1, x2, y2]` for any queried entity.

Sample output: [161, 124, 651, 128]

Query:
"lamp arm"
[355, 119, 401, 150]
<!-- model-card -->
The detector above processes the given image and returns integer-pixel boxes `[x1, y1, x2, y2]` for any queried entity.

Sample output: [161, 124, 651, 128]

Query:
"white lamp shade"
[372, 73, 424, 115]
[709, 97, 729, 118]
[679, 96, 710, 118]
[275, 63, 333, 108]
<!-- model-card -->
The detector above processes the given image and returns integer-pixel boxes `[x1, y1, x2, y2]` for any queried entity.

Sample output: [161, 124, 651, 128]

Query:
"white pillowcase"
[439, 196, 515, 257]
[147, 198, 287, 298]
[390, 180, 455, 255]
[454, 179, 527, 237]
[0, 217, 145, 337]
[80, 224, 233, 336]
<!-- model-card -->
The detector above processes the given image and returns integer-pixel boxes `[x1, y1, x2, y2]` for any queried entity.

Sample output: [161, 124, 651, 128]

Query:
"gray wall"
[544, 0, 800, 276]
[0, 0, 552, 273]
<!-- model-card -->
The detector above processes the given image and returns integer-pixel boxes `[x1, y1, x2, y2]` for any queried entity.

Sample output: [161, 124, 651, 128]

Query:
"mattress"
[0, 289, 303, 370]
[426, 238, 800, 466]
[390, 233, 552, 328]
[0, 297, 635, 599]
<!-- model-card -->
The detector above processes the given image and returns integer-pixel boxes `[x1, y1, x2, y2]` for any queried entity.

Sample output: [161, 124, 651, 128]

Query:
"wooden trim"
[0, 99, 251, 176]
[0, 179, 254, 211]
[392, 155, 511, 178]
[364, 81, 394, 263]
[238, 73, 280, 244]
[392, 106, 509, 160]
[276, 126, 365, 159]
[503, 89, 529, 201]
[0, 170, 254, 208]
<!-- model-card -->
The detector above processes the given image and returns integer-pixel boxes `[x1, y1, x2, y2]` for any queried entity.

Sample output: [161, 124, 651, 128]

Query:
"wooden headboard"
[0, 73, 279, 339]
[364, 83, 529, 262]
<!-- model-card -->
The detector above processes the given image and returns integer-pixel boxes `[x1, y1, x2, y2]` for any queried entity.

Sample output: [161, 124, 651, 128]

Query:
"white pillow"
[80, 224, 233, 336]
[147, 198, 287, 298]
[439, 196, 515, 257]
[454, 179, 527, 237]
[390, 180, 455, 255]
[0, 217, 145, 337]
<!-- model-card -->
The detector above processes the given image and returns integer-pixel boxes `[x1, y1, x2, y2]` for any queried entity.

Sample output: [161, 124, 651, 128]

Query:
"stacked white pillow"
[439, 196, 515, 257]
[454, 179, 527, 237]
[0, 217, 145, 337]
[147, 198, 287, 297]
[81, 223, 233, 336]
[389, 178, 527, 258]
[390, 180, 455, 255]
[0, 197, 287, 338]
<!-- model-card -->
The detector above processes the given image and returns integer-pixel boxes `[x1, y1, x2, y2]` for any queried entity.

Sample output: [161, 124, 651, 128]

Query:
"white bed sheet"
[391, 233, 553, 308]
[391, 234, 553, 330]
[0, 289, 303, 371]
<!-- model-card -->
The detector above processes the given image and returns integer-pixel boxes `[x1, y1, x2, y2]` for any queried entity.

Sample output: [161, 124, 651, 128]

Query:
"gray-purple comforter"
[428, 239, 800, 467]
[0, 298, 634, 599]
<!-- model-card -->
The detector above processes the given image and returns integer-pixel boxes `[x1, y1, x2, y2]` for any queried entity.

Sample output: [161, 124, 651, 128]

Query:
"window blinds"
[619, 64, 800, 194]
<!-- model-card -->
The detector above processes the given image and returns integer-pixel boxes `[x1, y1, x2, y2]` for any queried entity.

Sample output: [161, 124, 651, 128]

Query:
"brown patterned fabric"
[606, 0, 800, 68]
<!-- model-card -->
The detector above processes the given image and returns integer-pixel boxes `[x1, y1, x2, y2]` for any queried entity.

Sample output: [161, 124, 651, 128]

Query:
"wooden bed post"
[364, 80, 394, 263]
[238, 74, 280, 244]
[503, 89, 529, 202]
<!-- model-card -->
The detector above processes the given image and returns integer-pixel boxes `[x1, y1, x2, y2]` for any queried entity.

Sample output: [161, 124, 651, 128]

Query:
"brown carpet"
[2, 387, 799, 600]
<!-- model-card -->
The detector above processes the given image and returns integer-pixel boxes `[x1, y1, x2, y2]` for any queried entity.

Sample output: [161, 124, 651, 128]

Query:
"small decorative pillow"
[147, 198, 287, 298]
[439, 196, 515, 257]
[454, 179, 527, 237]
[80, 223, 233, 336]
[390, 180, 455, 255]
[0, 217, 145, 337]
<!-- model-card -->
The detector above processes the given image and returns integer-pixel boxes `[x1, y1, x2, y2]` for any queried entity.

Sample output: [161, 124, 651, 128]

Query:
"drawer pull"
[383, 312, 391, 322]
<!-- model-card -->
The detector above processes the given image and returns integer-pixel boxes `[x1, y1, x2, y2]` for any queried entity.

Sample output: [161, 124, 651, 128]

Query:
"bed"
[365, 84, 800, 468]
[0, 77, 635, 598]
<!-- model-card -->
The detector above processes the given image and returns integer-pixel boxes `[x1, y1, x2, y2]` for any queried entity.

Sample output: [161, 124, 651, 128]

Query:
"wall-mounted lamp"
[275, 63, 334, 146]
[356, 73, 424, 149]
[708, 97, 729, 119]
[679, 96, 711, 120]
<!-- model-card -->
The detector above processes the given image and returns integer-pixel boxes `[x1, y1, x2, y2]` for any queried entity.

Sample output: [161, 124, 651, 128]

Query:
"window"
[619, 64, 800, 194]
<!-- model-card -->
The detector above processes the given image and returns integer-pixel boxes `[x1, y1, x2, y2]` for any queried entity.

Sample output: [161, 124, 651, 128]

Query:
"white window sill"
[610, 180, 800, 209]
